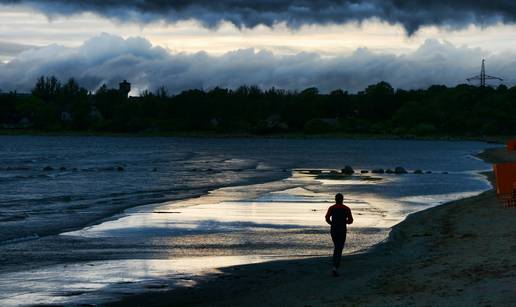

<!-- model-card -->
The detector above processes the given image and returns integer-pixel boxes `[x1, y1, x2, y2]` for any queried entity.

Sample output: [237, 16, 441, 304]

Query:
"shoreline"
[0, 140, 498, 305]
[0, 130, 510, 143]
[0, 167, 293, 248]
[110, 146, 516, 306]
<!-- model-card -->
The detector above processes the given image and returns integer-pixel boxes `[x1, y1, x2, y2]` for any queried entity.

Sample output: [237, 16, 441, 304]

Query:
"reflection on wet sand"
[0, 170, 490, 306]
[65, 171, 393, 240]
[0, 256, 278, 306]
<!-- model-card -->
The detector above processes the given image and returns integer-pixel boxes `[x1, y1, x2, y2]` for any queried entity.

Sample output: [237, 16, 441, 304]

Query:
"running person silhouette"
[325, 193, 353, 276]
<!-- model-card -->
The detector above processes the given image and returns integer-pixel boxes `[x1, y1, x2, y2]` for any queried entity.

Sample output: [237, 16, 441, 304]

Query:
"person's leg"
[333, 232, 346, 269]
[331, 231, 339, 272]
[333, 240, 344, 268]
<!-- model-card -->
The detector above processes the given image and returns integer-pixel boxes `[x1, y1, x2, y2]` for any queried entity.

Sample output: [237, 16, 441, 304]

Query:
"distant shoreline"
[0, 129, 509, 143]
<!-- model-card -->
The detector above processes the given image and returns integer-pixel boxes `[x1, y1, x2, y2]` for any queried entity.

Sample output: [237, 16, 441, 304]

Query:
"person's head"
[335, 193, 344, 204]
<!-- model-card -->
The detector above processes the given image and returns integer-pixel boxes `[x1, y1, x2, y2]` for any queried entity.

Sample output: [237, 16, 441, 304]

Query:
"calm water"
[0, 136, 492, 243]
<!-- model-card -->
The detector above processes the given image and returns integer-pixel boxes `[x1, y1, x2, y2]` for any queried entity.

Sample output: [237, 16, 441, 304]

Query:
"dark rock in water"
[386, 169, 394, 174]
[442, 171, 449, 174]
[341, 165, 355, 175]
[59, 167, 67, 171]
[394, 167, 408, 174]
[152, 168, 158, 172]
[308, 170, 322, 174]
[361, 170, 369, 174]
[72, 168, 78, 172]
[117, 166, 125, 171]
[372, 169, 385, 174]
[414, 169, 423, 174]
[98, 167, 115, 171]
[426, 171, 432, 174]
[43, 166, 54, 171]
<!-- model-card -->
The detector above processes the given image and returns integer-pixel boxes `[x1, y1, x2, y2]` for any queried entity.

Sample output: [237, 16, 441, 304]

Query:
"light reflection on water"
[2, 173, 402, 306]
[0, 137, 496, 306]
[398, 191, 485, 206]
[64, 173, 397, 239]
[0, 137, 494, 244]
[0, 256, 278, 306]
[0, 167, 492, 306]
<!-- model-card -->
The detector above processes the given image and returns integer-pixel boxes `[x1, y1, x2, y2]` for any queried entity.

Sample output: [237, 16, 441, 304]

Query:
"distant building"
[119, 80, 131, 98]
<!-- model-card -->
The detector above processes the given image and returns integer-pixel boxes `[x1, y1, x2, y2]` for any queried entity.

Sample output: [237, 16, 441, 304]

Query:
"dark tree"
[2, 76, 515, 137]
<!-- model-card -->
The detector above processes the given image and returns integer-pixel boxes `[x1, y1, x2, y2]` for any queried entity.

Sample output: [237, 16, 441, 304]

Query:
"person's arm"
[325, 206, 333, 225]
[347, 207, 354, 225]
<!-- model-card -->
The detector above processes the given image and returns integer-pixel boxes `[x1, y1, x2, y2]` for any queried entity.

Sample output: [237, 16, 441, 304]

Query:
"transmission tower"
[467, 59, 503, 87]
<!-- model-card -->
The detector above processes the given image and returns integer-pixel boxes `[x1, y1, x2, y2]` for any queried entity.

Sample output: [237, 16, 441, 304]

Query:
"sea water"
[0, 136, 494, 305]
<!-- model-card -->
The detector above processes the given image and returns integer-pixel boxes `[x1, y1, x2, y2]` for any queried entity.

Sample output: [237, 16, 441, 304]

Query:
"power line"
[467, 59, 503, 87]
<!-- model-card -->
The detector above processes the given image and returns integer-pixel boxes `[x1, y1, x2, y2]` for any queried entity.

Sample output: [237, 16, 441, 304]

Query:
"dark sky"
[2, 0, 516, 33]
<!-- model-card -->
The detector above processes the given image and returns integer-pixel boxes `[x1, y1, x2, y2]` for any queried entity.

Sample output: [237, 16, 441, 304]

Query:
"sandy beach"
[107, 146, 516, 306]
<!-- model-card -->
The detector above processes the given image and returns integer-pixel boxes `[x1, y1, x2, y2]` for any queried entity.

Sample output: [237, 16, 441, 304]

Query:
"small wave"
[256, 162, 274, 170]
[0, 166, 32, 171]
[0, 213, 28, 222]
[0, 173, 55, 183]
[0, 194, 80, 207]
[0, 233, 39, 245]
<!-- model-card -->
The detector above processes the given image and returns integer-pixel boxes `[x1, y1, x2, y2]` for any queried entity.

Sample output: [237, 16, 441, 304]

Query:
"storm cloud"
[0, 34, 512, 94]
[2, 0, 516, 34]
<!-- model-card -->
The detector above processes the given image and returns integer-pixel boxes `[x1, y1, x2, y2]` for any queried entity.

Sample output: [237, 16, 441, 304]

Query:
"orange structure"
[507, 140, 516, 152]
[493, 162, 516, 207]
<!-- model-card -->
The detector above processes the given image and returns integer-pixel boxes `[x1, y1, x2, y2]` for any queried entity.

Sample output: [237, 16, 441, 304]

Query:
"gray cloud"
[0, 41, 37, 56]
[0, 34, 511, 94]
[2, 0, 516, 33]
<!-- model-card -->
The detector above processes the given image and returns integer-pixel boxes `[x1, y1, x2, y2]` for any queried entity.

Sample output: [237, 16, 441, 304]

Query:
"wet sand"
[0, 151, 493, 306]
[111, 147, 516, 306]
[0, 171, 401, 305]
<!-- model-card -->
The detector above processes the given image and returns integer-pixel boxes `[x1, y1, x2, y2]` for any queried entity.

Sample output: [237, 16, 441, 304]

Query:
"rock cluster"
[394, 167, 408, 174]
[341, 166, 355, 175]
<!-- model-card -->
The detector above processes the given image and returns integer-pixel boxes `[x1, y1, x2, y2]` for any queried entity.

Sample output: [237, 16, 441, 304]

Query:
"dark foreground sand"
[111, 147, 516, 307]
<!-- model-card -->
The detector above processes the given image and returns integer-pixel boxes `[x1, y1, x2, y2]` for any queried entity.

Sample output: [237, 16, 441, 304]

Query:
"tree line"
[0, 76, 515, 136]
